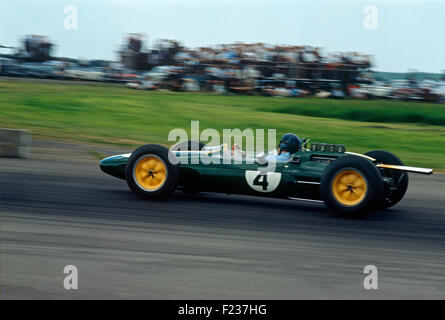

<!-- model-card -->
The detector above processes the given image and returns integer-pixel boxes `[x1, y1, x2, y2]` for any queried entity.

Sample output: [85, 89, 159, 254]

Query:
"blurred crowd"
[1, 36, 444, 102]
[124, 39, 373, 97]
[170, 41, 371, 79]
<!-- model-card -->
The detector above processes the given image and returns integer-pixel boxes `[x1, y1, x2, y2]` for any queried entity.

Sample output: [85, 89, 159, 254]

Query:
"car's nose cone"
[99, 154, 129, 179]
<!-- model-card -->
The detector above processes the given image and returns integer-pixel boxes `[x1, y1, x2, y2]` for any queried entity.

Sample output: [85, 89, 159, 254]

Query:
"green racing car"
[100, 134, 433, 217]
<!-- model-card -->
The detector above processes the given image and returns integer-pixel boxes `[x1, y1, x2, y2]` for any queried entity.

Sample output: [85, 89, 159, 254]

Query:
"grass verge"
[0, 79, 444, 170]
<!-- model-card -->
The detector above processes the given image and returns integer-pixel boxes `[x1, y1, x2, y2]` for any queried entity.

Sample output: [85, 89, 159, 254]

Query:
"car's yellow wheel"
[320, 156, 384, 217]
[134, 155, 167, 191]
[126, 144, 179, 199]
[331, 170, 367, 206]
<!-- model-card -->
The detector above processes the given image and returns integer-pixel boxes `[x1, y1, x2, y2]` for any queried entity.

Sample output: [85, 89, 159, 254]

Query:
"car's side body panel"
[100, 145, 433, 200]
[100, 148, 353, 200]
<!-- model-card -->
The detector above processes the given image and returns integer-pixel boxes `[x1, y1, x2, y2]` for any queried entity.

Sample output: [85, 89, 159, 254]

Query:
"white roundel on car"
[245, 170, 282, 193]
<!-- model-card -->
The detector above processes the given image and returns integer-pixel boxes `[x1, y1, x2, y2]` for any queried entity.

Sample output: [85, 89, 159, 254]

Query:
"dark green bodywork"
[100, 148, 351, 200]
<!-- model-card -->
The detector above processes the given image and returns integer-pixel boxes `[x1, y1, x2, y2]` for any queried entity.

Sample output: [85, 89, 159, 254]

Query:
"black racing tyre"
[126, 144, 179, 200]
[171, 140, 205, 151]
[365, 150, 409, 209]
[320, 155, 384, 218]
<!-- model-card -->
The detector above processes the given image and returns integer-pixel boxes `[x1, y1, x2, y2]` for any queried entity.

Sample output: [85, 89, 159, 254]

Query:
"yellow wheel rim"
[133, 155, 167, 191]
[332, 170, 367, 206]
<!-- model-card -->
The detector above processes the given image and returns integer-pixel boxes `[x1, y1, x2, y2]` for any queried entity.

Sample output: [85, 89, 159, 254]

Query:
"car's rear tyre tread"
[365, 150, 409, 209]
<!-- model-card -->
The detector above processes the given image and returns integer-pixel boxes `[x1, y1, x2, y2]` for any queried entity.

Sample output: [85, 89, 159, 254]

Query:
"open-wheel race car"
[100, 136, 433, 217]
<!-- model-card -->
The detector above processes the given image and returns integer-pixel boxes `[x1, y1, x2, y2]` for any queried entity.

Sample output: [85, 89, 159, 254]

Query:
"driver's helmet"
[278, 133, 301, 154]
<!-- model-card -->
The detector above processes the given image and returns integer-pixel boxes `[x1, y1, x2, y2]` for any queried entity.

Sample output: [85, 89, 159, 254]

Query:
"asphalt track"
[1, 140, 445, 299]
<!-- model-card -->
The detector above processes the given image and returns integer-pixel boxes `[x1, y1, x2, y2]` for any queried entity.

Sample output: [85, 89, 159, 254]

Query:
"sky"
[0, 0, 444, 72]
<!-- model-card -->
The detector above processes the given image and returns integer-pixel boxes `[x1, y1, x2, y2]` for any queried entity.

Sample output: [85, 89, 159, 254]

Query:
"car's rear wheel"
[320, 156, 384, 218]
[126, 144, 179, 199]
[365, 150, 409, 209]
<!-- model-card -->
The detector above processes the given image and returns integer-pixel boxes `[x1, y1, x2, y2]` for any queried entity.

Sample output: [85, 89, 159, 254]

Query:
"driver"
[266, 133, 301, 162]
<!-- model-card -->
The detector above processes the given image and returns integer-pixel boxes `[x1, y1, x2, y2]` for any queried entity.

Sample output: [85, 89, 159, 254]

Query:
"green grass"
[0, 79, 444, 170]
[257, 99, 445, 126]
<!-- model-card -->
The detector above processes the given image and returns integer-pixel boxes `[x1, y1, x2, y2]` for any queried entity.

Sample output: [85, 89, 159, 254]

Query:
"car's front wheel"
[126, 144, 179, 199]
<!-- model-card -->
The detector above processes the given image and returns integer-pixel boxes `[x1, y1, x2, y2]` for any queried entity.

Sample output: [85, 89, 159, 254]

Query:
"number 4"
[253, 174, 269, 191]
